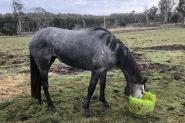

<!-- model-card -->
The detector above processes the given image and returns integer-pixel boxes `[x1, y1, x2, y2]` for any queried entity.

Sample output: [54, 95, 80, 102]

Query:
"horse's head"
[117, 41, 148, 98]
[124, 77, 147, 98]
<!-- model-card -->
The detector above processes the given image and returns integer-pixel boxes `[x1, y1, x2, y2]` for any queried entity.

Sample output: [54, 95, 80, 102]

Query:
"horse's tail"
[30, 53, 41, 101]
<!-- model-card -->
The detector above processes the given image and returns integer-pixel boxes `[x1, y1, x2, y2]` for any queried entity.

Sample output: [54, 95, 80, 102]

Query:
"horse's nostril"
[142, 91, 144, 94]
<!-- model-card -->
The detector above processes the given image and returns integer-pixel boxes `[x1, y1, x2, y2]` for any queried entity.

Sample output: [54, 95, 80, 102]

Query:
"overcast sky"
[0, 0, 161, 15]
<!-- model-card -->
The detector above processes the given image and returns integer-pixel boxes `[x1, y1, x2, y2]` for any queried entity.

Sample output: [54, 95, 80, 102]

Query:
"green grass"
[0, 27, 185, 123]
[115, 27, 185, 49]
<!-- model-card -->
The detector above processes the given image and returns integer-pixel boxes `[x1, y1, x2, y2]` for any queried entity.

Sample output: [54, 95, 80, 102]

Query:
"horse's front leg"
[124, 83, 130, 96]
[99, 72, 111, 108]
[83, 70, 100, 117]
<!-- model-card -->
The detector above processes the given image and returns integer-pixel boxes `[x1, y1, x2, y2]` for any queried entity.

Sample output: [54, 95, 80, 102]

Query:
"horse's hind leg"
[40, 69, 55, 110]
[99, 71, 111, 108]
[36, 56, 56, 110]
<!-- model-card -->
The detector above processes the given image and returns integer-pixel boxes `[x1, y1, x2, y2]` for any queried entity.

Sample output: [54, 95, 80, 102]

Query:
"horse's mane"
[117, 42, 142, 83]
[89, 27, 110, 32]
[89, 27, 120, 51]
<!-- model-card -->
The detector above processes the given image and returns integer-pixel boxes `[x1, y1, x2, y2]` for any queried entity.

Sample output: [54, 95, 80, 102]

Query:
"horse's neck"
[118, 44, 141, 83]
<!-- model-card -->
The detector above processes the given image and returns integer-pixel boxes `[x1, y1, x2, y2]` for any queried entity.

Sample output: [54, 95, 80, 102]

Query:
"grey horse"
[29, 27, 147, 117]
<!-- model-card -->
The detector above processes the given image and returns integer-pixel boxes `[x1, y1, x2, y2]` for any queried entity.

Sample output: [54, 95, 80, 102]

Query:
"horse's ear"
[142, 77, 148, 84]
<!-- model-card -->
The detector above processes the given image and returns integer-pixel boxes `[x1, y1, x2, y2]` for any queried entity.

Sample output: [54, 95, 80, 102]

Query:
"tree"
[145, 6, 158, 24]
[32, 7, 47, 30]
[171, 12, 180, 23]
[12, 0, 24, 34]
[131, 10, 136, 23]
[177, 0, 185, 25]
[158, 0, 175, 23]
[0, 14, 17, 35]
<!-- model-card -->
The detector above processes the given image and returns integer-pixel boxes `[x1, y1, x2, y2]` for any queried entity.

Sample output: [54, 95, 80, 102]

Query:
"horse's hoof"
[84, 109, 93, 118]
[56, 109, 64, 116]
[103, 101, 111, 108]
[48, 104, 57, 112]
[100, 99, 111, 108]
[32, 98, 42, 105]
[48, 105, 64, 116]
[83, 100, 89, 109]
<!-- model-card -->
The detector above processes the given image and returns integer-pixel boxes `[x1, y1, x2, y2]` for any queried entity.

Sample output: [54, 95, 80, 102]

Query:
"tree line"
[0, 13, 143, 35]
[0, 0, 184, 35]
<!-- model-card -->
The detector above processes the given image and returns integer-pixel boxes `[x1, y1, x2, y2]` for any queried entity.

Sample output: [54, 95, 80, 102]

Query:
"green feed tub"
[128, 91, 156, 117]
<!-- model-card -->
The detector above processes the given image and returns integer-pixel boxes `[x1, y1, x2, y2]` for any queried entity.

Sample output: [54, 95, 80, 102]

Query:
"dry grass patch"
[0, 73, 29, 99]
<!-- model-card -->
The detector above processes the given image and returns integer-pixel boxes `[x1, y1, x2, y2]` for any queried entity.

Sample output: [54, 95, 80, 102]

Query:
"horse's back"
[29, 27, 119, 70]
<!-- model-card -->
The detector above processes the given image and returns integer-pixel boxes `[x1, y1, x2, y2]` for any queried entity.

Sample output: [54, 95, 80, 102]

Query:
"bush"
[171, 13, 180, 23]
[1, 27, 16, 35]
[119, 20, 127, 27]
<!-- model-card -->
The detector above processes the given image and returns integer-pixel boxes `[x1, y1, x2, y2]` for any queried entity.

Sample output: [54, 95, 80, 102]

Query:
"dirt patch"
[0, 74, 28, 99]
[138, 63, 184, 81]
[0, 51, 26, 68]
[138, 63, 174, 74]
[0, 51, 14, 59]
[173, 72, 183, 80]
[131, 52, 144, 60]
[49, 61, 176, 76]
[8, 57, 25, 65]
[16, 114, 31, 121]
[50, 63, 173, 76]
[138, 44, 185, 51]
[50, 66, 84, 75]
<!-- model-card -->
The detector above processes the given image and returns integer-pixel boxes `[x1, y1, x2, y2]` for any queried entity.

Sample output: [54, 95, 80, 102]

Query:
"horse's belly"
[55, 49, 93, 70]
[57, 56, 92, 70]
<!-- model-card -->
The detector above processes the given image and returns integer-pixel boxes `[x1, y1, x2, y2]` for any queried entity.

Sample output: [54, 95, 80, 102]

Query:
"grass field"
[0, 27, 185, 123]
